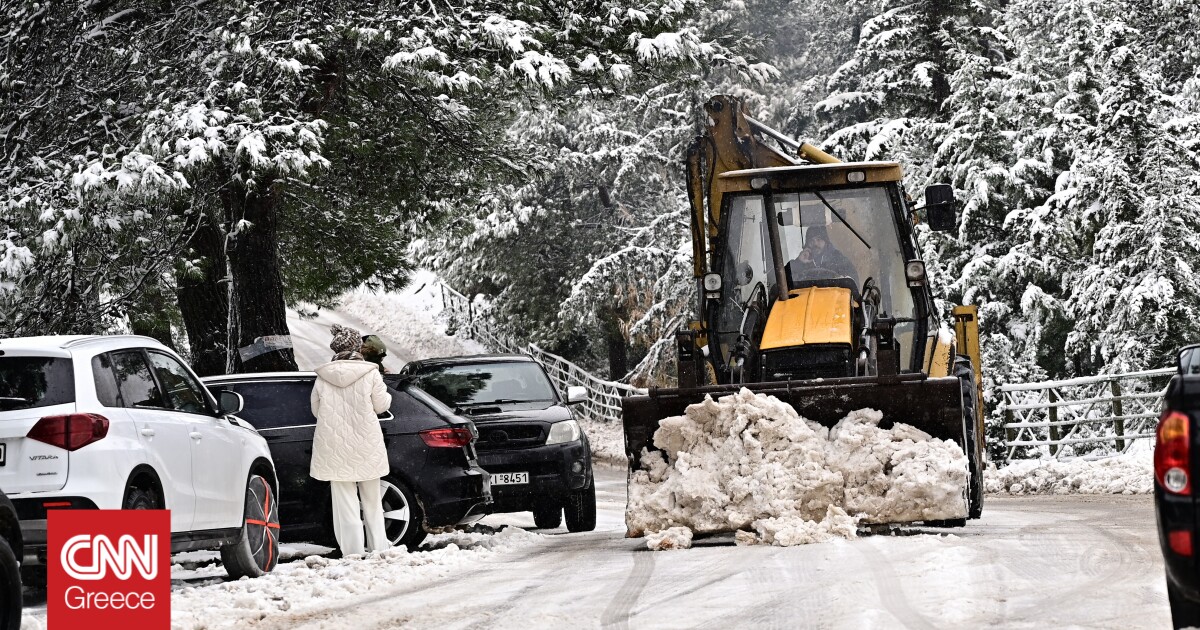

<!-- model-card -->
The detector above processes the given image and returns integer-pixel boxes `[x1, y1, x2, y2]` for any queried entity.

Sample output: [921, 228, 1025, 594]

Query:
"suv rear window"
[0, 356, 75, 411]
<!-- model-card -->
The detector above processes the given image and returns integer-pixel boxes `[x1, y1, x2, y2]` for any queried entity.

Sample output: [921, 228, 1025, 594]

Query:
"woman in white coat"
[310, 324, 391, 556]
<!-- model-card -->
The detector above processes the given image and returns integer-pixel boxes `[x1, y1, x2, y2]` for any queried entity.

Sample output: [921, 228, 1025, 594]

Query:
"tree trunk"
[176, 209, 230, 376]
[223, 181, 298, 373]
[602, 309, 628, 381]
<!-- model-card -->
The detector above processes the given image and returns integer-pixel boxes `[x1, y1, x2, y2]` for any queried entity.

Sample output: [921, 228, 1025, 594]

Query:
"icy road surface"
[185, 465, 1166, 630]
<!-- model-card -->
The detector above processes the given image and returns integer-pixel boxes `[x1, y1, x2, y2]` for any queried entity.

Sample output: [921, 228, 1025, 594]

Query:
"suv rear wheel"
[381, 477, 428, 550]
[221, 474, 279, 579]
[0, 537, 20, 630]
[565, 483, 597, 533]
[532, 503, 562, 529]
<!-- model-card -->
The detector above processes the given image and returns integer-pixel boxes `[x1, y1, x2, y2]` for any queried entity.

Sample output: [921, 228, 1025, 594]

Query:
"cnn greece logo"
[61, 534, 158, 581]
[49, 509, 169, 629]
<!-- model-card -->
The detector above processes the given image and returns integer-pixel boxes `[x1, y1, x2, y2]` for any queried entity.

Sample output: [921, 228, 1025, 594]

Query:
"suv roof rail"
[60, 334, 165, 349]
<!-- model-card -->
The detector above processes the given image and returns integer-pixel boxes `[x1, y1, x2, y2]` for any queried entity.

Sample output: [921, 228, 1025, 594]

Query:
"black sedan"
[204, 373, 491, 550]
[0, 488, 20, 630]
[1157, 343, 1200, 628]
[396, 355, 596, 532]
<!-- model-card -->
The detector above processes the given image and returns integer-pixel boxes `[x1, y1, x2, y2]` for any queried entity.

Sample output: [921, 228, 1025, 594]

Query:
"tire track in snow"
[600, 548, 656, 629]
[693, 547, 829, 630]
[853, 540, 939, 630]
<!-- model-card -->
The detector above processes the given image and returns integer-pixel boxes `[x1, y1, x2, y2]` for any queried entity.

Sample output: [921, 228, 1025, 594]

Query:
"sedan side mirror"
[217, 390, 244, 416]
[566, 386, 587, 405]
[924, 184, 957, 232]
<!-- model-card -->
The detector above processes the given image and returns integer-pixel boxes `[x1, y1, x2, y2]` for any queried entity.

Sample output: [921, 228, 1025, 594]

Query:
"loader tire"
[955, 355, 984, 520]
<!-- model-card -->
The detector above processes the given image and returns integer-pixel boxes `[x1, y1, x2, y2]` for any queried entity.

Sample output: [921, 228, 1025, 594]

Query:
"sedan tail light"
[27, 413, 110, 451]
[1156, 410, 1191, 495]
[420, 427, 473, 448]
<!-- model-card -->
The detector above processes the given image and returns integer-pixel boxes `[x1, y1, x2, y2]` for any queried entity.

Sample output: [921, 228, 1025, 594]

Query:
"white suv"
[0, 335, 280, 580]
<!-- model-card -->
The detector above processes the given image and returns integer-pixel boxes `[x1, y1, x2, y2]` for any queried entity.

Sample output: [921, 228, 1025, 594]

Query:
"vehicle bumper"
[10, 495, 101, 565]
[419, 466, 492, 528]
[477, 440, 592, 512]
[1157, 486, 1200, 598]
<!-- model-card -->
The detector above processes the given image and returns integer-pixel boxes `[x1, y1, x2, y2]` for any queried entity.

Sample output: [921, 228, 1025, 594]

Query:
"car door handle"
[140, 428, 155, 437]
[190, 432, 203, 440]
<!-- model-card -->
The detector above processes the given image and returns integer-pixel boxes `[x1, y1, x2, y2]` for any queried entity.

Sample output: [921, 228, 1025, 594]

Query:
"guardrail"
[998, 367, 1173, 459]
[437, 281, 645, 425]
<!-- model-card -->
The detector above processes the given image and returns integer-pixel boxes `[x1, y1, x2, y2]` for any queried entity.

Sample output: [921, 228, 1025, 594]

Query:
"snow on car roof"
[0, 334, 165, 356]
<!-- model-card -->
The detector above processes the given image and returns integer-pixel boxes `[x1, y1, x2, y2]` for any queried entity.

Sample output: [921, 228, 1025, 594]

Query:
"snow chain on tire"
[222, 474, 280, 579]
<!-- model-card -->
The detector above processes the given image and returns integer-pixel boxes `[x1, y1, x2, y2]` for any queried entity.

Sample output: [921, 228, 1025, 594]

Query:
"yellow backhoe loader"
[622, 95, 987, 525]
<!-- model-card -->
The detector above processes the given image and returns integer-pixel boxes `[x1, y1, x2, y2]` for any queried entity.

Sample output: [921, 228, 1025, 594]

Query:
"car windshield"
[718, 186, 918, 368]
[412, 362, 556, 407]
[0, 356, 75, 412]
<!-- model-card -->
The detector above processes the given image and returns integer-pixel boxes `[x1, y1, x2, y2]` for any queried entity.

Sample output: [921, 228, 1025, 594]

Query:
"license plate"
[0, 442, 6, 467]
[491, 471, 528, 485]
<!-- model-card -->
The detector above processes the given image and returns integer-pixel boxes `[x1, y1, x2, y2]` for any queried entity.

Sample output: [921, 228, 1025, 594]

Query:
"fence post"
[1002, 391, 1015, 447]
[1048, 388, 1059, 457]
[1111, 379, 1125, 452]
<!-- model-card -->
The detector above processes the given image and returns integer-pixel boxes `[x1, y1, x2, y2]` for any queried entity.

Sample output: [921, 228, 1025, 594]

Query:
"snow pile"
[336, 269, 487, 363]
[645, 526, 693, 550]
[627, 389, 968, 549]
[985, 452, 1153, 495]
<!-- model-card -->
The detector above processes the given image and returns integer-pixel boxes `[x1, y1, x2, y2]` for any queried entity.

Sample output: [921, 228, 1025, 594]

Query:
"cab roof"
[403, 354, 535, 370]
[717, 161, 903, 193]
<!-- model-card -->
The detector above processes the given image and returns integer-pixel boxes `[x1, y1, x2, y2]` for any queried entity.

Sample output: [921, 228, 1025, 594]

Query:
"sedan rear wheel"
[381, 477, 427, 550]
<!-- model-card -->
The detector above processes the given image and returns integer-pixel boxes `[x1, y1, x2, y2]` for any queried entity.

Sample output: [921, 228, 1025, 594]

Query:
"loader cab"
[709, 162, 936, 382]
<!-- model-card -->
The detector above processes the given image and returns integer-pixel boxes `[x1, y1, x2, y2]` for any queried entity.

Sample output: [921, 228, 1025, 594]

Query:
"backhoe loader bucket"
[622, 374, 967, 470]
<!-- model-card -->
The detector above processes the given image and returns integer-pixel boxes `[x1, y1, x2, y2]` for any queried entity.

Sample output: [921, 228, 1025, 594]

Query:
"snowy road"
[202, 465, 1168, 630]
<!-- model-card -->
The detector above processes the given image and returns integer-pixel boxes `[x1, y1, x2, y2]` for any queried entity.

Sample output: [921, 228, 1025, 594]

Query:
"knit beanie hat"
[329, 324, 363, 355]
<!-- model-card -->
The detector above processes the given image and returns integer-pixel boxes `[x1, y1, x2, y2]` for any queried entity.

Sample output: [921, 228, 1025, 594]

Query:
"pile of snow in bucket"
[627, 389, 968, 550]
[984, 451, 1152, 495]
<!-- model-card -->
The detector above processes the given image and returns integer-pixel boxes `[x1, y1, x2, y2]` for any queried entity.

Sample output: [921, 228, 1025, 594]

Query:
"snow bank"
[336, 269, 487, 362]
[167, 528, 540, 629]
[627, 389, 968, 549]
[985, 452, 1152, 495]
[579, 415, 628, 466]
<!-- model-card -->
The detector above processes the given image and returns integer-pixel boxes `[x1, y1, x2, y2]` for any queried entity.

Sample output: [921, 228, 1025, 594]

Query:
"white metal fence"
[998, 367, 1173, 460]
[437, 281, 644, 426]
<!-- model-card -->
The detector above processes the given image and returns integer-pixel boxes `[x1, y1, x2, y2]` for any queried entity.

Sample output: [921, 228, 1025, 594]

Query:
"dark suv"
[396, 355, 596, 532]
[204, 373, 491, 550]
[1156, 343, 1200, 628]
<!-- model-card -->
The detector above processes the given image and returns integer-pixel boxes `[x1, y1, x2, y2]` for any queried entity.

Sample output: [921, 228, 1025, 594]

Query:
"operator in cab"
[789, 225, 858, 286]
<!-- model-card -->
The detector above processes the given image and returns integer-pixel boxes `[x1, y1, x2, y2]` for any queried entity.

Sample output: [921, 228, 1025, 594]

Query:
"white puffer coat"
[309, 360, 391, 482]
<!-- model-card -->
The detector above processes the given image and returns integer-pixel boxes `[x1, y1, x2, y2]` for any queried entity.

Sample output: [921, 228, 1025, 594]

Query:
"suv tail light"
[27, 413, 110, 451]
[1156, 410, 1191, 495]
[420, 427, 473, 448]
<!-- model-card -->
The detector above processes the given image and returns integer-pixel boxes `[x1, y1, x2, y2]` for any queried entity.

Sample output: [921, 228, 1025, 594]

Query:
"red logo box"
[48, 510, 170, 630]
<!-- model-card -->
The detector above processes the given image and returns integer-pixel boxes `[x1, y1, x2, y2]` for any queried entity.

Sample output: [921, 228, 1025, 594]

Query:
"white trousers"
[330, 479, 387, 556]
